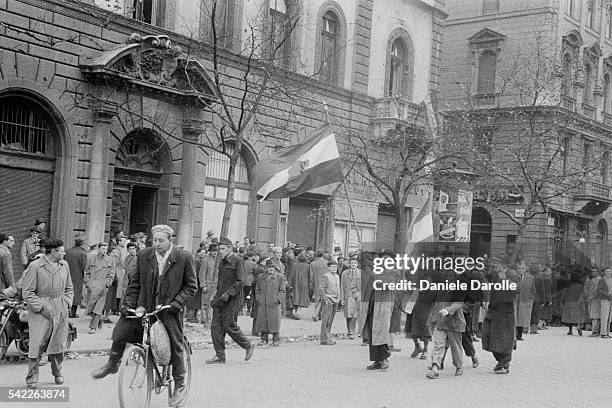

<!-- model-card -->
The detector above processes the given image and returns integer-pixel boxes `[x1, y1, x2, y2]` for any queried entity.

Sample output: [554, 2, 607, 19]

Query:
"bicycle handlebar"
[125, 305, 172, 319]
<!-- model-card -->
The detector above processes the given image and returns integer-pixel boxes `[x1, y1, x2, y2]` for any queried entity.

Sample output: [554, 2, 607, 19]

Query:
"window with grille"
[0, 97, 55, 157]
[477, 51, 497, 95]
[320, 11, 339, 84]
[206, 144, 250, 185]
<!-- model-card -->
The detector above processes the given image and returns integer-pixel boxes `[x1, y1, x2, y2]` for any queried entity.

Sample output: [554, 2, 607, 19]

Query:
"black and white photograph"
[0, 0, 611, 407]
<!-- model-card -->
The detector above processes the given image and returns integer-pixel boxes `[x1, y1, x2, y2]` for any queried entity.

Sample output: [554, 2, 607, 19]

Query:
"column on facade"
[176, 118, 203, 251]
[86, 102, 116, 246]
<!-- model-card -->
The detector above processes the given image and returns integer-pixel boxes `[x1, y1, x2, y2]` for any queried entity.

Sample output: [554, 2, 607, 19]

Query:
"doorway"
[469, 207, 492, 258]
[129, 185, 157, 235]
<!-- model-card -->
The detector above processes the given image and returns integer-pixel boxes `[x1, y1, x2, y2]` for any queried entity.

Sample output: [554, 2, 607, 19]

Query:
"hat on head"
[219, 236, 233, 246]
[75, 238, 85, 246]
[327, 260, 338, 267]
[265, 258, 275, 267]
[207, 229, 215, 236]
[208, 243, 218, 251]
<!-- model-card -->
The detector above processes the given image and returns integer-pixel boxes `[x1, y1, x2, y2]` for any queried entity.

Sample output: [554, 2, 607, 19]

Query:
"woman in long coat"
[290, 251, 311, 317]
[255, 259, 286, 344]
[562, 272, 586, 335]
[515, 265, 536, 338]
[584, 269, 602, 336]
[410, 270, 439, 359]
[84, 244, 114, 333]
[340, 257, 361, 338]
[358, 255, 399, 370]
[21, 240, 73, 388]
[250, 257, 267, 336]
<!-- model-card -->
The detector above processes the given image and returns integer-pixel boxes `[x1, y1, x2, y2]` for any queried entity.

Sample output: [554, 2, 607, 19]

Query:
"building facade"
[440, 0, 612, 267]
[0, 0, 445, 276]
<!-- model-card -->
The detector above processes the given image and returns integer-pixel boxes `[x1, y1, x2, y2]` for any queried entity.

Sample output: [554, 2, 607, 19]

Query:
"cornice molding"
[445, 6, 556, 26]
[402, 0, 448, 20]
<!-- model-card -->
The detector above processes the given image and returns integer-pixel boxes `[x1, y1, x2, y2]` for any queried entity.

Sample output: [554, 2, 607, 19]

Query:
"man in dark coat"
[65, 238, 87, 318]
[91, 225, 197, 407]
[206, 237, 255, 364]
[481, 255, 520, 374]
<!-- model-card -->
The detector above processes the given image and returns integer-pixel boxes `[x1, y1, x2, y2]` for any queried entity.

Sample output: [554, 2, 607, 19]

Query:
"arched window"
[203, 143, 251, 242]
[269, 0, 291, 68]
[584, 64, 593, 105]
[477, 50, 497, 95]
[320, 11, 339, 84]
[604, 73, 611, 113]
[0, 96, 56, 157]
[562, 53, 573, 98]
[387, 37, 412, 97]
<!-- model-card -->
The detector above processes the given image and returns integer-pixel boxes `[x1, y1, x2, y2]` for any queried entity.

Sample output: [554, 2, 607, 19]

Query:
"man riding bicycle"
[91, 225, 197, 408]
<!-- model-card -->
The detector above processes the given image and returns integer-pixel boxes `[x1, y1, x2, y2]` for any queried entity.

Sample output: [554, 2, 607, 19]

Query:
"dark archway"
[469, 206, 492, 258]
[112, 128, 171, 236]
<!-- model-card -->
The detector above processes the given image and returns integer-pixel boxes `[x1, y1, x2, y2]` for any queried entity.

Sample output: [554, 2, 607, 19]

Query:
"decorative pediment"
[80, 33, 218, 105]
[468, 28, 506, 46]
[562, 30, 583, 49]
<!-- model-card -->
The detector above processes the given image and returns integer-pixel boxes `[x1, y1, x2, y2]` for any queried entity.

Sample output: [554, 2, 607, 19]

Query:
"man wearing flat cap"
[206, 236, 255, 364]
[65, 238, 88, 317]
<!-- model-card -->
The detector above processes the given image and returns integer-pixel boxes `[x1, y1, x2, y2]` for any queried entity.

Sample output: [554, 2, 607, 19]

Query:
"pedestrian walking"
[0, 232, 15, 291]
[409, 271, 436, 360]
[598, 267, 612, 338]
[481, 255, 520, 374]
[65, 238, 87, 318]
[583, 268, 602, 336]
[289, 249, 311, 319]
[340, 256, 361, 339]
[92, 224, 196, 407]
[20, 228, 41, 269]
[515, 262, 536, 339]
[243, 249, 257, 315]
[562, 270, 586, 335]
[185, 249, 203, 323]
[199, 244, 218, 328]
[84, 242, 114, 334]
[309, 250, 328, 321]
[206, 237, 254, 364]
[255, 258, 286, 346]
[21, 239, 73, 388]
[319, 260, 340, 345]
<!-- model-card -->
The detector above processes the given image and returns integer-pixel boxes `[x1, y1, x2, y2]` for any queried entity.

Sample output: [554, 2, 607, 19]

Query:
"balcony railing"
[373, 97, 422, 123]
[575, 181, 611, 201]
[602, 111, 612, 126]
[561, 95, 576, 111]
[582, 103, 596, 119]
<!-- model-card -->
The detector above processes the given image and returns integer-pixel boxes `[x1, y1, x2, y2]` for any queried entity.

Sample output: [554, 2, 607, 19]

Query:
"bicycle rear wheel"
[118, 345, 153, 408]
[167, 340, 192, 405]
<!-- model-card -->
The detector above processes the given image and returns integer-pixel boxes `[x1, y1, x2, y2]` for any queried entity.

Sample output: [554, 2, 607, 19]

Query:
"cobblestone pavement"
[1, 324, 611, 408]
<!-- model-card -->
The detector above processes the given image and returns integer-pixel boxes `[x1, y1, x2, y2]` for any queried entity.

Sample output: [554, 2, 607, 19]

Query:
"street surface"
[1, 306, 610, 408]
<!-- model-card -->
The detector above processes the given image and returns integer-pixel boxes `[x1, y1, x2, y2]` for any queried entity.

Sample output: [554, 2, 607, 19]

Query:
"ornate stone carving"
[115, 130, 165, 172]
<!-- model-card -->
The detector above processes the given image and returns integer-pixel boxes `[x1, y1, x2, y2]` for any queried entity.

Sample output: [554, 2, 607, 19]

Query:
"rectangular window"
[607, 7, 612, 37]
[588, 0, 596, 29]
[133, 0, 166, 27]
[583, 142, 592, 170]
[482, 0, 500, 15]
[477, 51, 497, 95]
[506, 235, 517, 256]
[562, 136, 572, 175]
[602, 151, 610, 184]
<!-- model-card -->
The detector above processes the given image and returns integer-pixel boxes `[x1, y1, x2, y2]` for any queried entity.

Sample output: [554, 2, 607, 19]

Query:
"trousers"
[600, 300, 612, 335]
[493, 351, 512, 369]
[364, 300, 390, 362]
[211, 296, 251, 360]
[431, 326, 463, 369]
[320, 300, 337, 343]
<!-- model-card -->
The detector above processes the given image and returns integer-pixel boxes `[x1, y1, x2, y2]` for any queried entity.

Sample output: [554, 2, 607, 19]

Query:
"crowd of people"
[2, 221, 612, 399]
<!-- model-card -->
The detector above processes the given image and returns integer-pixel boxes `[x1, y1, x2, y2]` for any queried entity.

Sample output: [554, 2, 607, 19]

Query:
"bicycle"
[117, 305, 192, 408]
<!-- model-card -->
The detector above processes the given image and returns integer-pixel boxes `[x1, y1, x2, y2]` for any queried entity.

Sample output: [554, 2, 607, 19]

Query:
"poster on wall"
[434, 186, 473, 242]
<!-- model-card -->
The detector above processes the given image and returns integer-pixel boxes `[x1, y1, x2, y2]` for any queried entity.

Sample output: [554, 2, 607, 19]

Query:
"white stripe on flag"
[257, 134, 340, 200]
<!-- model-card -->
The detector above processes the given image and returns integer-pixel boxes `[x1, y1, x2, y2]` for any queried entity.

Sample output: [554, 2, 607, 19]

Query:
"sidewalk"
[2, 303, 350, 356]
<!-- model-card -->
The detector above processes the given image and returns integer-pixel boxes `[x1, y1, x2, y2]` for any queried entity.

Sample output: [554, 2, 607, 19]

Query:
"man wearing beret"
[206, 236, 255, 364]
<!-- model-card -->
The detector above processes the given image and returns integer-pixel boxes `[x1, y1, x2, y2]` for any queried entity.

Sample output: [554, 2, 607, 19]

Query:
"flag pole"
[322, 98, 362, 248]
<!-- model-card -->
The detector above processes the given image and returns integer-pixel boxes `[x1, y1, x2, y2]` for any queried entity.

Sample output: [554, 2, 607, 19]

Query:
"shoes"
[245, 344, 255, 361]
[38, 359, 48, 366]
[26, 382, 37, 389]
[347, 334, 356, 340]
[89, 328, 97, 334]
[471, 356, 479, 368]
[69, 313, 80, 318]
[92, 352, 122, 379]
[516, 338, 524, 341]
[410, 345, 423, 358]
[98, 320, 103, 329]
[494, 366, 509, 374]
[426, 364, 439, 379]
[102, 318, 113, 324]
[601, 334, 612, 338]
[320, 341, 336, 345]
[419, 351, 428, 360]
[367, 361, 382, 370]
[206, 356, 226, 364]
[566, 331, 573, 335]
[380, 359, 389, 370]
[455, 368, 463, 376]
[54, 376, 64, 385]
[169, 384, 186, 407]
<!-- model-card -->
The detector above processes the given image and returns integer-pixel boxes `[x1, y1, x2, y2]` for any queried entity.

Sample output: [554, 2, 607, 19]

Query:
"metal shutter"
[0, 166, 53, 279]
[287, 199, 318, 250]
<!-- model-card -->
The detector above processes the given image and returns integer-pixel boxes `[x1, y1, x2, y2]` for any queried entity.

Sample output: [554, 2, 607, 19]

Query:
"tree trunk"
[509, 198, 536, 264]
[393, 206, 408, 253]
[220, 137, 242, 239]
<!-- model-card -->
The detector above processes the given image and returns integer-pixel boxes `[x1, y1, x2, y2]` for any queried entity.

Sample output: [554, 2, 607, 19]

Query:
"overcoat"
[309, 258, 329, 301]
[290, 260, 311, 307]
[84, 252, 114, 315]
[482, 269, 520, 354]
[123, 246, 197, 312]
[21, 256, 74, 358]
[186, 254, 203, 310]
[515, 273, 536, 328]
[561, 281, 585, 324]
[341, 268, 361, 319]
[255, 271, 286, 333]
[584, 276, 602, 319]
[65, 245, 87, 306]
[358, 265, 399, 346]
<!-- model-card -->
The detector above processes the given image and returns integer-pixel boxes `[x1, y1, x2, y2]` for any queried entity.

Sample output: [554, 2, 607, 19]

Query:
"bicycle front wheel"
[118, 345, 153, 408]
